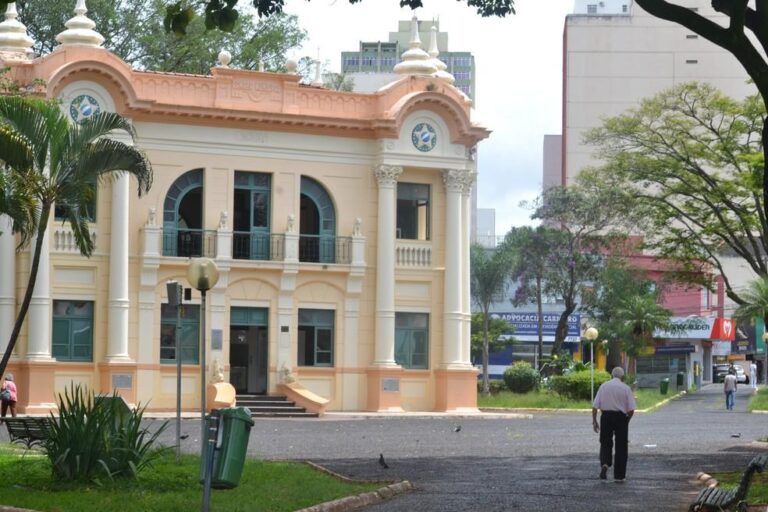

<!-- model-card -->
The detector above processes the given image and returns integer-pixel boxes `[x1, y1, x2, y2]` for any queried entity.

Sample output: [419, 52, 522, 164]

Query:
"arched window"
[300, 177, 336, 263]
[163, 169, 204, 257]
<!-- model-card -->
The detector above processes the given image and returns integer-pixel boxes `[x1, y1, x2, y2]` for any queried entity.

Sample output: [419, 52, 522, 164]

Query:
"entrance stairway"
[236, 394, 318, 418]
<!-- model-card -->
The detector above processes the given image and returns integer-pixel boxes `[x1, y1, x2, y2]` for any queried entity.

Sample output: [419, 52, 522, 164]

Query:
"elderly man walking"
[592, 367, 636, 483]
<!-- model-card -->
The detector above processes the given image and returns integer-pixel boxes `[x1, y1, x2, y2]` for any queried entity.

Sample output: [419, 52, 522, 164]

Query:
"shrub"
[503, 361, 539, 393]
[477, 379, 506, 394]
[550, 369, 611, 401]
[45, 384, 168, 483]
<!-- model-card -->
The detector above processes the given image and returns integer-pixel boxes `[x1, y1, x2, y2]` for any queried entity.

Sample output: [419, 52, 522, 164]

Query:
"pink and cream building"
[0, 3, 488, 413]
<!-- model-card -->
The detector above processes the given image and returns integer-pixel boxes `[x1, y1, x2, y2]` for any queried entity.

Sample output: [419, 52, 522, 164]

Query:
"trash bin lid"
[219, 406, 255, 425]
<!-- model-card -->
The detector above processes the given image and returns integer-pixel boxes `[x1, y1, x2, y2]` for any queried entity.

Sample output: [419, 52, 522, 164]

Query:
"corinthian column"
[460, 170, 476, 365]
[106, 174, 131, 361]
[441, 169, 466, 368]
[0, 214, 15, 354]
[372, 164, 402, 367]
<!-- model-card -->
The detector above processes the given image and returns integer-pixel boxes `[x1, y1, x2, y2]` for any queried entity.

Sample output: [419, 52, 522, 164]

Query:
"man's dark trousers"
[600, 410, 629, 479]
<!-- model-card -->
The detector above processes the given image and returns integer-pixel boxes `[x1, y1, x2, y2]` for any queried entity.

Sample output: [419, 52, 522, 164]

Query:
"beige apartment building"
[0, 5, 487, 414]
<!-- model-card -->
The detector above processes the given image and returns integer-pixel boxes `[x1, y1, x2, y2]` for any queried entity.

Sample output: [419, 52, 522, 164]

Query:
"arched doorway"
[299, 177, 336, 263]
[163, 169, 203, 257]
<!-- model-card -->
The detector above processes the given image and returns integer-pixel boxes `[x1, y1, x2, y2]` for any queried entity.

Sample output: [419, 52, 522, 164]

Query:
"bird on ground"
[378, 453, 389, 469]
[180, 434, 189, 440]
[731, 433, 742, 438]
[454, 425, 462, 432]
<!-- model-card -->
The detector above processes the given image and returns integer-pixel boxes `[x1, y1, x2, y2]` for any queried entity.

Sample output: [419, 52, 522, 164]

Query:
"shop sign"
[490, 312, 581, 343]
[655, 317, 735, 341]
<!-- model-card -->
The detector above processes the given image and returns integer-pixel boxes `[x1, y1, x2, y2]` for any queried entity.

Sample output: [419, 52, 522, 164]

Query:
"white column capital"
[442, 168, 473, 194]
[374, 164, 403, 188]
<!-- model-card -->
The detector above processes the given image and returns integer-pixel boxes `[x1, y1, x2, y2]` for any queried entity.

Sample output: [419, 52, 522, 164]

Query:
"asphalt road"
[3, 383, 764, 511]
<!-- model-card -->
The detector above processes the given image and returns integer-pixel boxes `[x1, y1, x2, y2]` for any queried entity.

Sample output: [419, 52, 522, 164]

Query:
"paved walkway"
[1, 383, 764, 511]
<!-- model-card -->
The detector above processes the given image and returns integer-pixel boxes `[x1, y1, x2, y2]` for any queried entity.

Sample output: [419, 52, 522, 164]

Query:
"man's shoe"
[599, 465, 608, 480]
[614, 478, 626, 483]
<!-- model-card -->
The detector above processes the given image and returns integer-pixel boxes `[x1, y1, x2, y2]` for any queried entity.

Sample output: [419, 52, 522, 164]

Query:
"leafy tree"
[470, 243, 513, 395]
[733, 276, 768, 384]
[0, 96, 153, 380]
[614, 294, 673, 377]
[504, 225, 560, 369]
[159, 0, 516, 35]
[469, 312, 514, 365]
[581, 259, 657, 372]
[634, 0, 768, 225]
[17, 0, 307, 74]
[584, 82, 764, 306]
[529, 182, 630, 357]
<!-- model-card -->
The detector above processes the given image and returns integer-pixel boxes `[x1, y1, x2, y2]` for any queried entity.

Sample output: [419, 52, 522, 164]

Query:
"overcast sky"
[282, 0, 575, 235]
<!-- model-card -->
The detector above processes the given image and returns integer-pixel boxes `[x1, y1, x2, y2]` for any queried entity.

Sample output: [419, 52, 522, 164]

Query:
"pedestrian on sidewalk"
[592, 366, 636, 483]
[750, 362, 758, 388]
[0, 373, 17, 424]
[724, 369, 738, 410]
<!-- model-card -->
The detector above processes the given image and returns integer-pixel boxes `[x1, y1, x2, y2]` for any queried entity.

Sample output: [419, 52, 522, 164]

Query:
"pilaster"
[0, 214, 15, 355]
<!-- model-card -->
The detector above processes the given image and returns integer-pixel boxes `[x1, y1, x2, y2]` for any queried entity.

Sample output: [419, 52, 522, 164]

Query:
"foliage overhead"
[584, 82, 765, 305]
[16, 0, 307, 74]
[159, 0, 516, 35]
[0, 96, 153, 381]
[470, 312, 514, 363]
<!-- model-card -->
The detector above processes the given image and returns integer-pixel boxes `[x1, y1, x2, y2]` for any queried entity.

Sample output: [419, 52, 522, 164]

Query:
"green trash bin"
[660, 378, 670, 395]
[676, 372, 685, 387]
[210, 407, 255, 489]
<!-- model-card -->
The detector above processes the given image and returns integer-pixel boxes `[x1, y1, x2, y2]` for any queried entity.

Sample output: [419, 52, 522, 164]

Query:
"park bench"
[4, 417, 52, 449]
[689, 453, 768, 512]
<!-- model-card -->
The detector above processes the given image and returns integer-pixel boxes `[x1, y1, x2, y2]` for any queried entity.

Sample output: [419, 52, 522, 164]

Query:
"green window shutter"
[52, 318, 70, 360]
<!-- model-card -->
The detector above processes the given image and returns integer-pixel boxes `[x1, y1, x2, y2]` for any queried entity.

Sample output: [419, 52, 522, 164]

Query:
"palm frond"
[73, 139, 153, 196]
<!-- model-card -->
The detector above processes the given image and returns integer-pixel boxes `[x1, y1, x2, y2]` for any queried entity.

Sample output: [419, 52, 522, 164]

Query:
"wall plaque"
[112, 374, 132, 389]
[382, 378, 400, 392]
[211, 329, 223, 350]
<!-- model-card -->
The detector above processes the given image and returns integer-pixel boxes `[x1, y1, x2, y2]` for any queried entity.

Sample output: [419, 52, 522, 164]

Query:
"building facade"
[0, 5, 488, 413]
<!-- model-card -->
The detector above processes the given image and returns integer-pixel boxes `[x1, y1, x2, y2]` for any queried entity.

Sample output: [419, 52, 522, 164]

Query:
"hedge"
[550, 369, 611, 401]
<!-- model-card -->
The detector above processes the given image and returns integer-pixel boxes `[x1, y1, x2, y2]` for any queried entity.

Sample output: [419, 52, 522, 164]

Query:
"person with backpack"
[0, 373, 17, 423]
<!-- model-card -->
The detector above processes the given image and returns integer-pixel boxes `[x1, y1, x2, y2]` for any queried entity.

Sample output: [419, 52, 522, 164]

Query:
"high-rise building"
[341, 19, 475, 99]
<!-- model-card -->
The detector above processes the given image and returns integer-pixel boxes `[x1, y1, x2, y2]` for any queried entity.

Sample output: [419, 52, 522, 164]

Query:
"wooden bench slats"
[690, 454, 768, 511]
[4, 417, 52, 449]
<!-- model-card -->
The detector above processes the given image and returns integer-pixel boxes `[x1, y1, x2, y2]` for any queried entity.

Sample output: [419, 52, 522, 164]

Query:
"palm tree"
[470, 243, 513, 395]
[0, 96, 153, 378]
[615, 294, 673, 377]
[733, 276, 768, 385]
[0, 169, 38, 246]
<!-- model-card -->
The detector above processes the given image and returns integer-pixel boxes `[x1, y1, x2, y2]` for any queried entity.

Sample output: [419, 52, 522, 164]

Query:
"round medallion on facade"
[69, 94, 101, 123]
[411, 123, 437, 152]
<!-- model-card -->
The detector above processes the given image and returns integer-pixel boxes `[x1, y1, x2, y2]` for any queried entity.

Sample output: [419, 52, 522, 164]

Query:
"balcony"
[396, 240, 432, 268]
[233, 232, 283, 261]
[162, 228, 216, 258]
[298, 235, 351, 264]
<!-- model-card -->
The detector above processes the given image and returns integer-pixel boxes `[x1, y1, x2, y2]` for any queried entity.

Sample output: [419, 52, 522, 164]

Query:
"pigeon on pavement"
[378, 453, 389, 469]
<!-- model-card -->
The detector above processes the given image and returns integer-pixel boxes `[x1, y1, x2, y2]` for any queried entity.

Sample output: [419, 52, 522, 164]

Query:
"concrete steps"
[236, 394, 318, 418]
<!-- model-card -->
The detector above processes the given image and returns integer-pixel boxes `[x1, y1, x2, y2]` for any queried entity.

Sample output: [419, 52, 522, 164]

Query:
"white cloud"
[282, 0, 573, 235]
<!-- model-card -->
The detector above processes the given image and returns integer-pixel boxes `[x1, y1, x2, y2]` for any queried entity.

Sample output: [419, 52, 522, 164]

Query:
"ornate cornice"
[374, 164, 403, 187]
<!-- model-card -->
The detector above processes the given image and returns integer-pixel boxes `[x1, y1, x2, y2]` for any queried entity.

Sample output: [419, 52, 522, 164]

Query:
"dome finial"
[55, 0, 105, 49]
[393, 15, 437, 76]
[429, 25, 454, 85]
[0, 3, 34, 59]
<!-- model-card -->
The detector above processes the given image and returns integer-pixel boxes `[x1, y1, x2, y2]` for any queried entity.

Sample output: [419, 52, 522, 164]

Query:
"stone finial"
[0, 3, 34, 59]
[285, 58, 297, 74]
[146, 207, 156, 227]
[353, 217, 362, 237]
[287, 214, 296, 233]
[258, 60, 265, 72]
[55, 0, 105, 49]
[219, 211, 228, 229]
[311, 59, 323, 87]
[393, 15, 437, 76]
[211, 359, 224, 383]
[279, 363, 295, 384]
[217, 49, 231, 68]
[428, 26, 455, 85]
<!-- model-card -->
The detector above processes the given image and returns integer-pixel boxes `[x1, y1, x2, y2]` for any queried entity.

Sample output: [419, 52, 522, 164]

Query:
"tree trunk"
[0, 206, 49, 378]
[551, 305, 575, 357]
[536, 277, 543, 370]
[482, 310, 490, 395]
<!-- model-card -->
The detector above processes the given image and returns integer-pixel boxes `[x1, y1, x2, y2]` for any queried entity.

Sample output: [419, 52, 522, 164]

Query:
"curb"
[298, 461, 412, 512]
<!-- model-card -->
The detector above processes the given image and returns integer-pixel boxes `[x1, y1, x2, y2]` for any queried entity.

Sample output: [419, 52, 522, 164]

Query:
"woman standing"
[0, 373, 17, 423]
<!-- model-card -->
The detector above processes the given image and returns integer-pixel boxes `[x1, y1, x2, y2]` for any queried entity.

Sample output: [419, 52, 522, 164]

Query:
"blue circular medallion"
[69, 94, 101, 123]
[411, 123, 437, 152]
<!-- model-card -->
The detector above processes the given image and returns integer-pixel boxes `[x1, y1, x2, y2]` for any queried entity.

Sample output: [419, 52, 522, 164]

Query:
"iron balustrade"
[298, 235, 351, 264]
[162, 228, 217, 258]
[232, 231, 279, 261]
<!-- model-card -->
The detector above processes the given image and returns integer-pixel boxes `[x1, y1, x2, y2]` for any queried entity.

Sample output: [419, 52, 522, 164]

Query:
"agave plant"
[45, 384, 167, 482]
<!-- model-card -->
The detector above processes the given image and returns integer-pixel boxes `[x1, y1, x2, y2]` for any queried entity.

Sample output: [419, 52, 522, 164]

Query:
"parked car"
[715, 364, 748, 384]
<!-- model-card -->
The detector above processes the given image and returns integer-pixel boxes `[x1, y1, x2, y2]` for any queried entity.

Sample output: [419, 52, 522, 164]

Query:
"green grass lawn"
[0, 444, 382, 512]
[748, 386, 768, 412]
[709, 470, 768, 504]
[478, 387, 680, 411]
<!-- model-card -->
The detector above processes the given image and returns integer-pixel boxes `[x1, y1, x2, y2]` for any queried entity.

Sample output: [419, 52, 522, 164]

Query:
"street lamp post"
[186, 258, 220, 452]
[585, 327, 599, 402]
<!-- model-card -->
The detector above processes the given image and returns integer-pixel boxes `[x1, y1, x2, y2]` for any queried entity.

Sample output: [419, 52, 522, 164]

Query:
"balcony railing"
[299, 235, 351, 264]
[233, 232, 284, 261]
[396, 241, 432, 268]
[162, 228, 216, 258]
